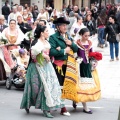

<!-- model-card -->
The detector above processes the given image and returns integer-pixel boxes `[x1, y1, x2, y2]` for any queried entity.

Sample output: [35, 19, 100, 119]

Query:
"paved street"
[0, 35, 120, 120]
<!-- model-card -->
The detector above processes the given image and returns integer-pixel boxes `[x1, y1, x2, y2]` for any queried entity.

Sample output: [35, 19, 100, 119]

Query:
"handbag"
[110, 25, 120, 42]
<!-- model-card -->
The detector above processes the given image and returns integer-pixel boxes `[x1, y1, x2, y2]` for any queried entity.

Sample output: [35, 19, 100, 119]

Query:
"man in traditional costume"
[49, 17, 78, 113]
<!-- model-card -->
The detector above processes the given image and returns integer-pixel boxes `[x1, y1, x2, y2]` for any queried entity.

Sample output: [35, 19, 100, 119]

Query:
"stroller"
[6, 65, 26, 90]
[6, 49, 27, 90]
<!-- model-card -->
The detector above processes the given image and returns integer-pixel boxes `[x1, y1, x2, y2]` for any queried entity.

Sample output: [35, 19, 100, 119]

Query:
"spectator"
[67, 11, 75, 34]
[66, 5, 72, 15]
[23, 9, 33, 24]
[46, 4, 52, 16]
[0, 15, 8, 32]
[70, 15, 86, 40]
[17, 15, 32, 34]
[80, 7, 86, 20]
[108, 5, 117, 17]
[84, 14, 96, 36]
[73, 5, 82, 16]
[17, 5, 23, 15]
[37, 9, 48, 21]
[8, 6, 19, 24]
[26, 6, 33, 18]
[32, 5, 39, 21]
[2, 2, 10, 21]
[24, 4, 28, 9]
[104, 15, 120, 61]
[91, 4, 98, 20]
[116, 8, 120, 25]
[97, 9, 108, 48]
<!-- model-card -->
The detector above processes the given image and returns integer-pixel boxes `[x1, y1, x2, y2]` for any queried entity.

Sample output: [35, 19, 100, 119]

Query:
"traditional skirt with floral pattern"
[20, 62, 64, 111]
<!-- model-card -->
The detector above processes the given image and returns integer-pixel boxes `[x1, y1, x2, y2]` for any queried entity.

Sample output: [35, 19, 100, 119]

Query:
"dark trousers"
[4, 15, 8, 21]
[53, 63, 66, 86]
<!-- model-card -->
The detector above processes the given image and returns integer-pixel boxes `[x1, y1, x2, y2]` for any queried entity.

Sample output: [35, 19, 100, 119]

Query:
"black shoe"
[72, 101, 77, 109]
[83, 109, 93, 114]
[25, 108, 29, 113]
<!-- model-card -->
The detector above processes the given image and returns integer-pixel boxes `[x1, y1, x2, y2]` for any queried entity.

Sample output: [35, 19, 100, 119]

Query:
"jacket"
[18, 22, 32, 34]
[0, 24, 7, 32]
[84, 20, 96, 36]
[104, 22, 120, 42]
[2, 5, 10, 15]
[49, 31, 78, 60]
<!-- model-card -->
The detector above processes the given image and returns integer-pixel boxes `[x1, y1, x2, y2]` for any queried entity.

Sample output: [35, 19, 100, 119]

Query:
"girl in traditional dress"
[74, 28, 101, 114]
[20, 25, 70, 118]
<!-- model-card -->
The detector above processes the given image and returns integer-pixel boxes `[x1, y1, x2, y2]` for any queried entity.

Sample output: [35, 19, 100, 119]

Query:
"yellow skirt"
[62, 62, 101, 103]
[76, 69, 101, 103]
[61, 50, 101, 103]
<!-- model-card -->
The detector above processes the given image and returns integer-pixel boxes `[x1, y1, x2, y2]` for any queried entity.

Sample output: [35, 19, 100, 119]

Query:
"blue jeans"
[109, 42, 119, 59]
[98, 28, 105, 44]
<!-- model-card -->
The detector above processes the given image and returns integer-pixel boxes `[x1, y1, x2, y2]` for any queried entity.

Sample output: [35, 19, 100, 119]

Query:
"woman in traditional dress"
[73, 28, 101, 114]
[1, 19, 24, 69]
[20, 25, 70, 118]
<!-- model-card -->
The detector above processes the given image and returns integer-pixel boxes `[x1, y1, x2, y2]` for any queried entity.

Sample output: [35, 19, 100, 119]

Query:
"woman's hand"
[44, 55, 50, 62]
[42, 53, 50, 62]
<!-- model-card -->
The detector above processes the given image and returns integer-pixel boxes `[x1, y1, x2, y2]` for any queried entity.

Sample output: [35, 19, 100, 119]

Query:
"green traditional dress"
[20, 40, 64, 111]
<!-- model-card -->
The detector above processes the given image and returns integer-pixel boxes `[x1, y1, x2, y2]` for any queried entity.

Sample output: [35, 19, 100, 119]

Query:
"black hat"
[53, 17, 70, 25]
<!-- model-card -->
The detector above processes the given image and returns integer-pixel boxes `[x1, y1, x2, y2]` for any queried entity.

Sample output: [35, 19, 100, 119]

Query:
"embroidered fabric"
[78, 77, 96, 91]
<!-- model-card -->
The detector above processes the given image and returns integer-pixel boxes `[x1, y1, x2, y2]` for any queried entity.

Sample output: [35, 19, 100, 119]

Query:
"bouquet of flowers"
[24, 30, 34, 41]
[0, 37, 8, 46]
[89, 52, 102, 71]
[89, 52, 102, 61]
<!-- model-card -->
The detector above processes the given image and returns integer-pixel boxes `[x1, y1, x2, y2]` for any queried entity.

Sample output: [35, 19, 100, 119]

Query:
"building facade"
[0, 0, 119, 14]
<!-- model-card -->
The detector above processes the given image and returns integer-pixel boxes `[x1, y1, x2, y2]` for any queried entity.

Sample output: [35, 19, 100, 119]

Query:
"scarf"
[62, 49, 79, 102]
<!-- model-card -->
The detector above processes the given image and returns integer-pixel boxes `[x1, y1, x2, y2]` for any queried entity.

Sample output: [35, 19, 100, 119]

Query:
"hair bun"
[34, 25, 47, 38]
[34, 25, 42, 38]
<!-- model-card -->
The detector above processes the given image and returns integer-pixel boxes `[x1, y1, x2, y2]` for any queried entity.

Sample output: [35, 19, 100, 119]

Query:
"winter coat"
[104, 23, 120, 42]
[84, 20, 96, 36]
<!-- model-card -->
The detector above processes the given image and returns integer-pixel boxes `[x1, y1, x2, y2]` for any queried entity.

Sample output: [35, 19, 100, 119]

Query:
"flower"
[24, 31, 34, 41]
[0, 37, 8, 45]
[89, 52, 102, 61]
